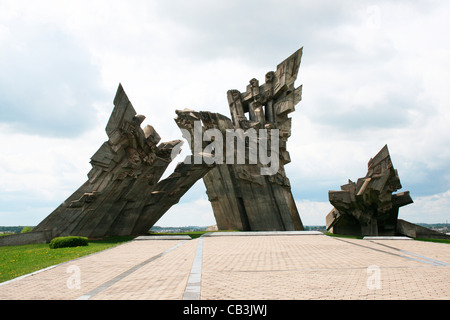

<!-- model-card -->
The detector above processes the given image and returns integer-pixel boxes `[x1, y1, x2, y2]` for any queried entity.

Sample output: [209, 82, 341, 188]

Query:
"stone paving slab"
[0, 233, 449, 300]
[369, 239, 450, 264]
[200, 235, 450, 300]
[92, 239, 198, 300]
[0, 239, 185, 300]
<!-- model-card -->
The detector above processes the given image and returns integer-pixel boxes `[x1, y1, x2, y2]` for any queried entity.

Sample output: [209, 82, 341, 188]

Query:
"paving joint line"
[331, 237, 441, 267]
[183, 237, 204, 300]
[201, 265, 437, 274]
[76, 240, 188, 300]
[369, 241, 450, 267]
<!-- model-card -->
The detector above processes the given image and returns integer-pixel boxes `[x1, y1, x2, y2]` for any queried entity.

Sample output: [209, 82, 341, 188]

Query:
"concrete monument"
[33, 84, 215, 239]
[0, 84, 214, 245]
[326, 145, 413, 236]
[0, 48, 305, 246]
[194, 48, 304, 231]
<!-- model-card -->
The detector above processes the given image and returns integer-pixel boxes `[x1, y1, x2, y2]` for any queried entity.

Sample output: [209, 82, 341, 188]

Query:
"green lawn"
[0, 231, 234, 283]
[0, 236, 133, 283]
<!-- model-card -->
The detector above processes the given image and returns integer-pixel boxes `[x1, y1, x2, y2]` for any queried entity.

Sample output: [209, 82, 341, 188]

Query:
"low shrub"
[49, 236, 89, 249]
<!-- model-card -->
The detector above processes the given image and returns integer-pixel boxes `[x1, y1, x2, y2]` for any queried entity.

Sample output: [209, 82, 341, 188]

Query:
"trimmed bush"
[49, 236, 89, 249]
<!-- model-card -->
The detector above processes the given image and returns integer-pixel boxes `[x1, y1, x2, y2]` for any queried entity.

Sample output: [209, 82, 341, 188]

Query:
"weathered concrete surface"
[326, 146, 448, 240]
[326, 145, 413, 236]
[33, 84, 213, 239]
[179, 48, 304, 231]
[1, 84, 213, 246]
[2, 49, 305, 245]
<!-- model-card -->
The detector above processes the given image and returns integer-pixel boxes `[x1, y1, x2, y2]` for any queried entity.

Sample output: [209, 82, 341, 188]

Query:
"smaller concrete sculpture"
[326, 145, 413, 236]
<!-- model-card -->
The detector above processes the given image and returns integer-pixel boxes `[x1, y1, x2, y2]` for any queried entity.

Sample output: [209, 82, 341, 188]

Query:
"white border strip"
[183, 238, 204, 300]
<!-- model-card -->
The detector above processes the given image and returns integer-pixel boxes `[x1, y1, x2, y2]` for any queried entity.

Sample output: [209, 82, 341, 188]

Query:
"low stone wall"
[0, 230, 53, 247]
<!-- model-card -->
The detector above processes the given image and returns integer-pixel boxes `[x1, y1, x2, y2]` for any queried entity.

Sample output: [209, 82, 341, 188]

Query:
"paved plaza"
[1, 232, 449, 300]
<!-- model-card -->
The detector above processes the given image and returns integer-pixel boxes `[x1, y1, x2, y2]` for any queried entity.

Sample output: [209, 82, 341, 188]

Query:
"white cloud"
[296, 200, 333, 226]
[0, 0, 449, 227]
[286, 0, 450, 203]
[399, 190, 450, 224]
[0, 124, 105, 225]
[155, 185, 216, 227]
[0, 12, 108, 137]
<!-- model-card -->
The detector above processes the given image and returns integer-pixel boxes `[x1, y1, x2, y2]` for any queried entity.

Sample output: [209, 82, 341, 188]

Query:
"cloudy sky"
[1, 0, 449, 227]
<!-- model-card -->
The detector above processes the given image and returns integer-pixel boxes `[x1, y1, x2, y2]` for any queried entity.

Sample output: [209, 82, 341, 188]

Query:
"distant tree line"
[304, 225, 326, 231]
[150, 226, 207, 233]
[0, 226, 34, 234]
[0, 223, 447, 235]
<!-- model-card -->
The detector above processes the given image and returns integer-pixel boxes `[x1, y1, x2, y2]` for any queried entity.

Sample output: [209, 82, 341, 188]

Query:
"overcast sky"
[1, 0, 449, 227]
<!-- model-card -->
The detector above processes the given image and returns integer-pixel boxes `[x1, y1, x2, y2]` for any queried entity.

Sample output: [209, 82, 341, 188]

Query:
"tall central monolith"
[175, 48, 304, 231]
